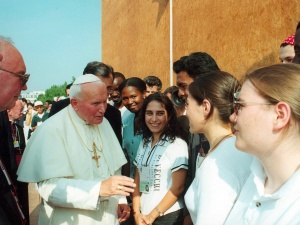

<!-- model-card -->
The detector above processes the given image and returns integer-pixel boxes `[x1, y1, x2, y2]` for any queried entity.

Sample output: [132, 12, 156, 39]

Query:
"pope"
[17, 74, 136, 225]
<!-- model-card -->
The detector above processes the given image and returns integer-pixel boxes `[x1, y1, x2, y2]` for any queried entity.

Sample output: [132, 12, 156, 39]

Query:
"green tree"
[36, 77, 76, 103]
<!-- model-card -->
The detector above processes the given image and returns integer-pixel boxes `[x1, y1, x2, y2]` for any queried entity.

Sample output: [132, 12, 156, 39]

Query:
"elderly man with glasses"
[0, 37, 29, 111]
[0, 36, 30, 225]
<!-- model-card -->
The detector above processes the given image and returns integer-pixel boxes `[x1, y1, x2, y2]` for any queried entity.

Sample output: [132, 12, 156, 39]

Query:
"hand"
[144, 214, 155, 225]
[99, 175, 136, 197]
[183, 215, 193, 225]
[134, 213, 143, 225]
[118, 204, 131, 222]
[134, 213, 153, 225]
[134, 213, 150, 225]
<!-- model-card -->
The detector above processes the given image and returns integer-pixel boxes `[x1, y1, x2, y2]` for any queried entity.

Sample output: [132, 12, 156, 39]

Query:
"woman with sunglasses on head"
[184, 71, 253, 225]
[132, 93, 188, 225]
[225, 64, 300, 224]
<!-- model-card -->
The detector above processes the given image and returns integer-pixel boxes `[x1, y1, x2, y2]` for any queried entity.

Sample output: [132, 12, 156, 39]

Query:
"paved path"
[28, 183, 40, 225]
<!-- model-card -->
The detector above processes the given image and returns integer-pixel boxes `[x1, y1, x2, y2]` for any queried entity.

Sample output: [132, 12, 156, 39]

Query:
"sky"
[0, 0, 102, 93]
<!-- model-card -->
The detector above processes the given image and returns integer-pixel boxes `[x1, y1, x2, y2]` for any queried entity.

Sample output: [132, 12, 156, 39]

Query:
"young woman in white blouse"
[132, 93, 188, 225]
[225, 64, 300, 224]
[184, 71, 253, 225]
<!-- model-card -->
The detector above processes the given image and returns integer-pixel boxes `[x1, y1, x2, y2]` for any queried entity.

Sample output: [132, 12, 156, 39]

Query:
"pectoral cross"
[92, 143, 100, 168]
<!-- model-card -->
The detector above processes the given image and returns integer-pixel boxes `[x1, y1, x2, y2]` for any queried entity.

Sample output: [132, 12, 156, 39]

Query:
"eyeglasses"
[0, 68, 30, 86]
[233, 101, 274, 114]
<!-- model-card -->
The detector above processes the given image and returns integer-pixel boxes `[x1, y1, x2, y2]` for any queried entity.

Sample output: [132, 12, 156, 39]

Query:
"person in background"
[24, 103, 34, 140]
[279, 34, 295, 63]
[111, 72, 128, 116]
[30, 100, 48, 133]
[173, 52, 220, 225]
[225, 64, 300, 224]
[163, 86, 189, 148]
[15, 97, 27, 128]
[119, 77, 146, 225]
[184, 71, 252, 225]
[7, 100, 29, 223]
[65, 83, 73, 97]
[132, 93, 188, 225]
[17, 74, 136, 225]
[163, 86, 186, 117]
[144, 75, 162, 97]
[0, 35, 29, 225]
[293, 21, 300, 64]
[119, 77, 146, 179]
[7, 100, 25, 165]
[44, 100, 52, 113]
[21, 98, 28, 113]
[42, 100, 52, 120]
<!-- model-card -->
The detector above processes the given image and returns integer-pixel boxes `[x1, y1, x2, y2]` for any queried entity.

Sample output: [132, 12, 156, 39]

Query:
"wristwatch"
[155, 206, 164, 217]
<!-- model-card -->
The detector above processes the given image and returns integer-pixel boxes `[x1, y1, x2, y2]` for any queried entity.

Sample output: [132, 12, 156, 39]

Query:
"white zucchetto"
[73, 74, 101, 85]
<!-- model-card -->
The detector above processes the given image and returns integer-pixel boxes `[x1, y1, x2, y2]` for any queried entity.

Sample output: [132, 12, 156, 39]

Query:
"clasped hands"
[134, 213, 156, 225]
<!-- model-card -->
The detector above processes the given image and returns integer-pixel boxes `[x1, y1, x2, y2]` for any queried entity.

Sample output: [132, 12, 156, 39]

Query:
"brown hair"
[188, 70, 240, 123]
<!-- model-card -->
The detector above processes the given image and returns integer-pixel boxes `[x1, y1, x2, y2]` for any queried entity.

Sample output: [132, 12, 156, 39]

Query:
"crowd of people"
[0, 21, 300, 225]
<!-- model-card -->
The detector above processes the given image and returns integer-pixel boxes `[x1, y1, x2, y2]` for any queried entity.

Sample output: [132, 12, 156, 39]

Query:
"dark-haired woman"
[120, 77, 147, 179]
[184, 71, 252, 225]
[132, 93, 188, 225]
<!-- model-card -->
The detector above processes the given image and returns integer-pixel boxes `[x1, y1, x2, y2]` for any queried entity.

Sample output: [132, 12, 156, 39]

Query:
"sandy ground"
[28, 183, 40, 225]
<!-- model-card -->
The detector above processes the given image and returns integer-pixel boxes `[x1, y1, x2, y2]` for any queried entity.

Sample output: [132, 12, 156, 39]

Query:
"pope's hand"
[99, 175, 136, 197]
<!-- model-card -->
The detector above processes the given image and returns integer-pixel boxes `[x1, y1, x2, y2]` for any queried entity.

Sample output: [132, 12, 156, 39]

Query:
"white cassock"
[17, 105, 127, 225]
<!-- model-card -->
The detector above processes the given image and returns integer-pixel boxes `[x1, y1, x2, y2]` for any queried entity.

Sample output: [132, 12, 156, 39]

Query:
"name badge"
[140, 166, 150, 193]
[13, 140, 20, 148]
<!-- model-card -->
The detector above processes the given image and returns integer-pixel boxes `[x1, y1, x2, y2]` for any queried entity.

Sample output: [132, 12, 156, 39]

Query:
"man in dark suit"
[7, 100, 29, 223]
[0, 36, 28, 225]
[49, 62, 122, 145]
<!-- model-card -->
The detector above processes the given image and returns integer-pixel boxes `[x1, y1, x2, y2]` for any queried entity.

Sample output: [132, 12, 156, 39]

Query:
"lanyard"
[11, 123, 19, 141]
[141, 143, 159, 167]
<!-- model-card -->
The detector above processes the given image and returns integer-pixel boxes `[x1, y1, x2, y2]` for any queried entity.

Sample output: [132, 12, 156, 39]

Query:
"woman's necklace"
[208, 133, 233, 155]
[68, 107, 103, 167]
[198, 133, 232, 168]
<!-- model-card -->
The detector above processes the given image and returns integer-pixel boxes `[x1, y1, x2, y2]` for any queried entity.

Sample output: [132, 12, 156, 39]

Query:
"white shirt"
[225, 158, 300, 225]
[134, 137, 188, 215]
[185, 136, 253, 225]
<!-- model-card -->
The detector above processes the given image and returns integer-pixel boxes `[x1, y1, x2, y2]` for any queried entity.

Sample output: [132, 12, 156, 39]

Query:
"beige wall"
[102, 0, 300, 90]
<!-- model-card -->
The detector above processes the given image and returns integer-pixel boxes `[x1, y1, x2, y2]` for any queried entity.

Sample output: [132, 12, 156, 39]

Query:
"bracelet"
[155, 206, 164, 217]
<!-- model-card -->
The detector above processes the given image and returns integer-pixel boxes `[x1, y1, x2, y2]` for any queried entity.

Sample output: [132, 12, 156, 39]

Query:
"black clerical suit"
[0, 111, 28, 225]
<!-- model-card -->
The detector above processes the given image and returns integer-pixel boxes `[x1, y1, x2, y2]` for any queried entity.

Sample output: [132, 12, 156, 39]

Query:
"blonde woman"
[225, 64, 300, 224]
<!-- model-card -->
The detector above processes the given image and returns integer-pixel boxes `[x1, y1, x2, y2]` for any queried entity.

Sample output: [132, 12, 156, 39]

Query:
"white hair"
[0, 35, 14, 51]
[0, 35, 13, 43]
